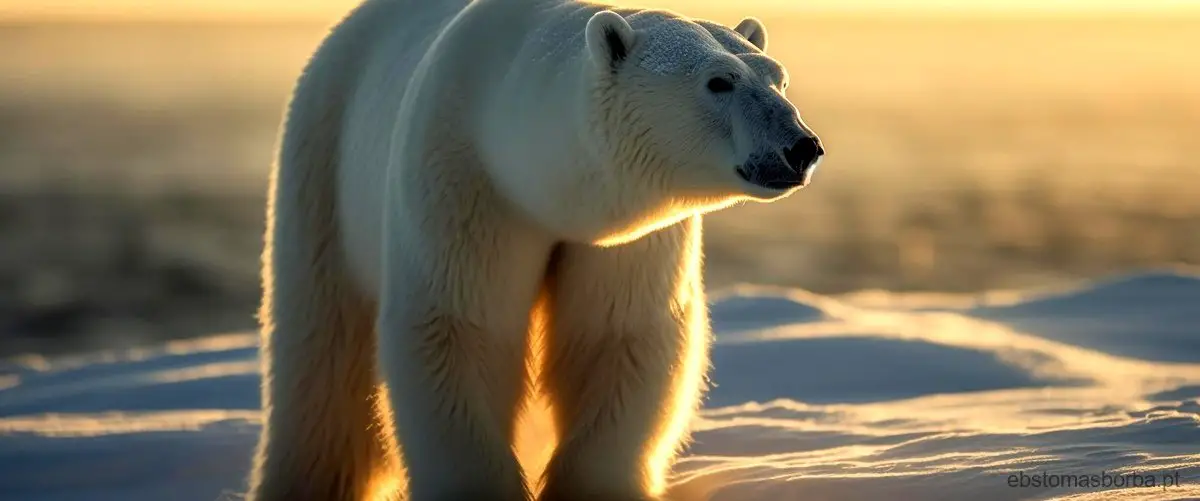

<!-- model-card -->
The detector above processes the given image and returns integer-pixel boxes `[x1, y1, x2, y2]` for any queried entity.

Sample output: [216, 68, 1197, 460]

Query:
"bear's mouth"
[736, 166, 809, 190]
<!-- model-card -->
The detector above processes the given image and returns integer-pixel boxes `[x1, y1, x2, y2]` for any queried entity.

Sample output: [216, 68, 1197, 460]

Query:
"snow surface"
[2, 270, 1199, 501]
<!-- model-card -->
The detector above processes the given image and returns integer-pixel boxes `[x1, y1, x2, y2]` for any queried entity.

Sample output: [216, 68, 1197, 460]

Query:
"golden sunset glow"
[1, 0, 1199, 494]
[1, 0, 1199, 20]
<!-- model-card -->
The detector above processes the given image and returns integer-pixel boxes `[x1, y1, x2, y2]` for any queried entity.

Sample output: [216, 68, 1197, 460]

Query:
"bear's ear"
[585, 10, 636, 70]
[734, 17, 768, 52]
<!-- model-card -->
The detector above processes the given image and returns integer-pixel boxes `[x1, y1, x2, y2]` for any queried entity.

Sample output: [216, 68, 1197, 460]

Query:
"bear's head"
[583, 10, 824, 206]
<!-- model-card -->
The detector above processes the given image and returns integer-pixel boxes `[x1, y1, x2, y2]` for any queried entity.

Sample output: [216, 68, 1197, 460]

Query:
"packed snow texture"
[2, 270, 1199, 501]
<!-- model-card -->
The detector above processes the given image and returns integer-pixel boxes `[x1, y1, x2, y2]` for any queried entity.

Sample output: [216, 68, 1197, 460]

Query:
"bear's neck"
[476, 1, 685, 243]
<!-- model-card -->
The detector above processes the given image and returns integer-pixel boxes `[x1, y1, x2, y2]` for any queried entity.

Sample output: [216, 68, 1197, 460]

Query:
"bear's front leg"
[540, 216, 711, 501]
[378, 198, 554, 501]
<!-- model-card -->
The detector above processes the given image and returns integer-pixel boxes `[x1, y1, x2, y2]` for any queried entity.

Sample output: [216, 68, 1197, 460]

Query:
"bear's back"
[328, 0, 475, 294]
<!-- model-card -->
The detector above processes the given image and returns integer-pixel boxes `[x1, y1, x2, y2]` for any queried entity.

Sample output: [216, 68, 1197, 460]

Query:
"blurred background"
[0, 0, 1197, 357]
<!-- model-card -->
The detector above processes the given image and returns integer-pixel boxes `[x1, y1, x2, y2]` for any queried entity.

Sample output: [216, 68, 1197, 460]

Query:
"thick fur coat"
[248, 0, 823, 499]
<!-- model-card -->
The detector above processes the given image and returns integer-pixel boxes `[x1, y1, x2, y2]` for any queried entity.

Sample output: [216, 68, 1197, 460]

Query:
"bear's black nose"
[782, 136, 824, 170]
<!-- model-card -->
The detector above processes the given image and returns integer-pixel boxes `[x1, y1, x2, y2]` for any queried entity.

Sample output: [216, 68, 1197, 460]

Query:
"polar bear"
[248, 0, 824, 500]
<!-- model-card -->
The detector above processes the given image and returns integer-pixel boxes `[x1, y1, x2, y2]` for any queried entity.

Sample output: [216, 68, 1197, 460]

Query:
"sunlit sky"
[1, 0, 1198, 20]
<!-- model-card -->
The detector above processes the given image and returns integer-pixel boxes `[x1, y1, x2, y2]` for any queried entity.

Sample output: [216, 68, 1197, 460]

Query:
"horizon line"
[2, 8, 1198, 24]
[3, 0, 1200, 23]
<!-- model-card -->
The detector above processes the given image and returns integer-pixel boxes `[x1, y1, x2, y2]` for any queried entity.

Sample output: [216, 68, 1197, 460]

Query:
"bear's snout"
[737, 134, 822, 192]
[783, 136, 824, 172]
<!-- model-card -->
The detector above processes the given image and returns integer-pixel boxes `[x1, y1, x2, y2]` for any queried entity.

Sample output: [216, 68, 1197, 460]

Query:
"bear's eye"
[706, 77, 734, 93]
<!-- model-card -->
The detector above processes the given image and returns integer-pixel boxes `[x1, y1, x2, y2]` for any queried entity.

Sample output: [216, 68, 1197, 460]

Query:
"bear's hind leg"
[539, 217, 710, 501]
[248, 162, 399, 501]
[250, 280, 398, 501]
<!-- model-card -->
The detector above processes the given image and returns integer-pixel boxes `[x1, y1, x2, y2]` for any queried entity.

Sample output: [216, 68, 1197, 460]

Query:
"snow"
[2, 270, 1199, 501]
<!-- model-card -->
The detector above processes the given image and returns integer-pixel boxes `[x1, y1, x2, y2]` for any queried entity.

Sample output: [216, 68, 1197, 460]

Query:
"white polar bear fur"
[248, 0, 819, 500]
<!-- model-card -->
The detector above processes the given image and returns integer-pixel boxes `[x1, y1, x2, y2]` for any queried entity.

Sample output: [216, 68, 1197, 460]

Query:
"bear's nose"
[782, 136, 824, 170]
